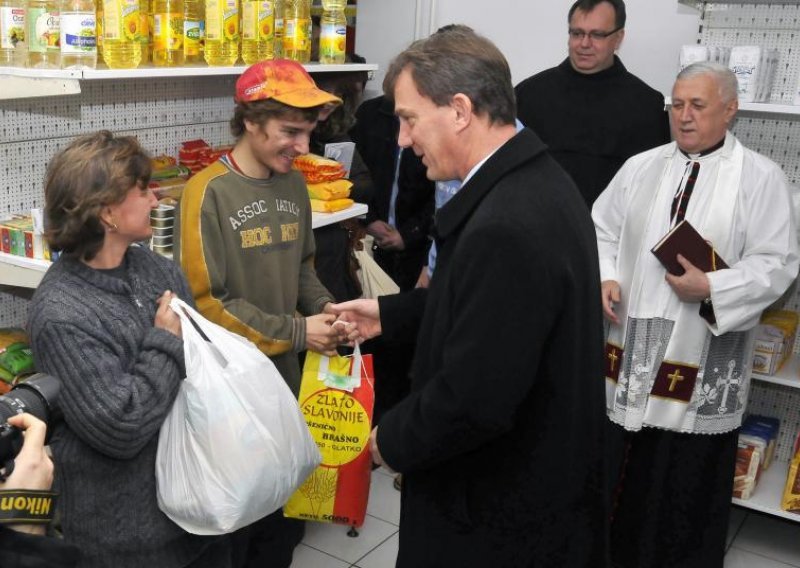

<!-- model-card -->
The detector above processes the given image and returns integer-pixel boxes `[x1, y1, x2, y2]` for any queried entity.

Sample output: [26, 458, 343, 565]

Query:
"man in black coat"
[350, 95, 435, 292]
[333, 27, 608, 568]
[515, 0, 670, 206]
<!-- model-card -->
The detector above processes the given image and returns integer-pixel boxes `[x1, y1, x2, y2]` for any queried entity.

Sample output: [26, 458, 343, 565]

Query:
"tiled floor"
[291, 467, 800, 567]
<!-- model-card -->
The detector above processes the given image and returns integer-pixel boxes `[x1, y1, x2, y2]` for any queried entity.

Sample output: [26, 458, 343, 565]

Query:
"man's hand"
[377, 226, 405, 251]
[601, 280, 621, 325]
[367, 221, 405, 251]
[328, 299, 382, 342]
[665, 254, 711, 303]
[369, 427, 394, 473]
[366, 220, 392, 240]
[0, 414, 53, 535]
[305, 313, 340, 356]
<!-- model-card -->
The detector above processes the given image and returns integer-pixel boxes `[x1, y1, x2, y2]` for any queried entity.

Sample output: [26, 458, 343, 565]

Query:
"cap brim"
[272, 88, 343, 108]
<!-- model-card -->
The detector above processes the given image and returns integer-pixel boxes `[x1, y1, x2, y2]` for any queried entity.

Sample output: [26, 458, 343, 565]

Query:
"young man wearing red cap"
[176, 59, 350, 568]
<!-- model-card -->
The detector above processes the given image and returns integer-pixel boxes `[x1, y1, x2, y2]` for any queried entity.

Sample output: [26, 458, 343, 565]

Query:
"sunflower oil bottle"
[203, 0, 236, 65]
[102, 0, 141, 68]
[182, 0, 201, 63]
[281, 0, 307, 63]
[271, 0, 280, 56]
[0, 0, 26, 66]
[26, 0, 60, 67]
[59, 0, 95, 68]
[94, 0, 100, 56]
[137, 0, 147, 62]
[152, 0, 182, 65]
[318, 0, 344, 64]
[240, 0, 271, 64]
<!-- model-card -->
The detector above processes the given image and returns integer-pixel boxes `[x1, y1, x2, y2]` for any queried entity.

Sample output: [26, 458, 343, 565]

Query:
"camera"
[0, 373, 61, 467]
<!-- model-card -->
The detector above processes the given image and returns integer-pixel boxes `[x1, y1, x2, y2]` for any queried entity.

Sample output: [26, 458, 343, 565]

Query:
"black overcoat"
[377, 128, 609, 567]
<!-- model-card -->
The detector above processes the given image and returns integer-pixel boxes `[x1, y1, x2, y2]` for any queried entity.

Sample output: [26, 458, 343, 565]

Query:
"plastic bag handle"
[170, 297, 229, 368]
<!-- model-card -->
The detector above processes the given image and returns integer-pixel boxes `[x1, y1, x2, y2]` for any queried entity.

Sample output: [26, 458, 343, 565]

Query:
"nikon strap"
[0, 490, 57, 524]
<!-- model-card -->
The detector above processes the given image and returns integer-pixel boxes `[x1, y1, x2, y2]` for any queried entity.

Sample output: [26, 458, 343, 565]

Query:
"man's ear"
[451, 93, 473, 131]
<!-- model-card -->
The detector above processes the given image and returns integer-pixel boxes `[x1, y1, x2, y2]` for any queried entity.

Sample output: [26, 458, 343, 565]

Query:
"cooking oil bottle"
[318, 0, 344, 64]
[271, 0, 280, 57]
[0, 0, 26, 66]
[203, 0, 236, 65]
[59, 0, 95, 68]
[137, 0, 147, 63]
[281, 0, 307, 63]
[102, 0, 141, 68]
[27, 0, 60, 67]
[94, 0, 100, 56]
[182, 0, 200, 63]
[152, 0, 182, 65]
[240, 0, 271, 64]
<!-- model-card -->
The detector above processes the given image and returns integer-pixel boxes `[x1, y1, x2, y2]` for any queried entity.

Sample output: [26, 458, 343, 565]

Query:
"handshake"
[304, 299, 383, 355]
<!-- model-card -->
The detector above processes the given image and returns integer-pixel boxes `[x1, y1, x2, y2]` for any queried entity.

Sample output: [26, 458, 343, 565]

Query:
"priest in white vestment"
[593, 61, 799, 568]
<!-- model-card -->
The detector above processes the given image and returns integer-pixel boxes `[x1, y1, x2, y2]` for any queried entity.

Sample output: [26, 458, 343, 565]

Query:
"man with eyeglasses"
[515, 0, 670, 205]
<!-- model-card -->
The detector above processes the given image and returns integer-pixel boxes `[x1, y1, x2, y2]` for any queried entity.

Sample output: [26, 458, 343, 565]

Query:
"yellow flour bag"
[284, 346, 375, 527]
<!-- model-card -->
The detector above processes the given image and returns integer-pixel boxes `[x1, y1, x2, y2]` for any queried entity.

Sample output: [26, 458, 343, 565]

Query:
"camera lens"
[0, 373, 60, 467]
[0, 373, 60, 425]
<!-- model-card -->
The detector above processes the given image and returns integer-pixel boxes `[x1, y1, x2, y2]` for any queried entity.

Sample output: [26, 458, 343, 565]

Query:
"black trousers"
[231, 510, 304, 568]
[607, 421, 738, 568]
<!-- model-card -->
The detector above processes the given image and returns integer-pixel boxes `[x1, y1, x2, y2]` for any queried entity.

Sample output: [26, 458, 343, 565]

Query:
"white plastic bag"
[354, 249, 400, 299]
[156, 298, 321, 535]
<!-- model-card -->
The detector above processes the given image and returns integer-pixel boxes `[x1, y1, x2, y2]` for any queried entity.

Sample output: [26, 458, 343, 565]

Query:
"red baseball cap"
[235, 59, 343, 108]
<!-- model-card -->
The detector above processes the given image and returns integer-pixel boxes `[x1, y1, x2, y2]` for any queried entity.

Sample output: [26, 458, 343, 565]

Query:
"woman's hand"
[154, 291, 182, 338]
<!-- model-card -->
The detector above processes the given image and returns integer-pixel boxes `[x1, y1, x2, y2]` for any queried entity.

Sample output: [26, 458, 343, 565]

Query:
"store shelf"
[680, 0, 800, 7]
[733, 461, 800, 522]
[0, 253, 49, 288]
[664, 97, 800, 117]
[312, 202, 368, 229]
[738, 103, 800, 117]
[0, 63, 377, 100]
[752, 355, 800, 389]
[0, 203, 367, 289]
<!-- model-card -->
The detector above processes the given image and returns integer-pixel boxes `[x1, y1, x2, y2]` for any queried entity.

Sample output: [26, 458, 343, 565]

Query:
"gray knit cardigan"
[27, 246, 222, 568]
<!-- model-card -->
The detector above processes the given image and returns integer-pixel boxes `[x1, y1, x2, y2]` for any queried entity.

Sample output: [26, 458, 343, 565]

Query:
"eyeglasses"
[568, 26, 623, 41]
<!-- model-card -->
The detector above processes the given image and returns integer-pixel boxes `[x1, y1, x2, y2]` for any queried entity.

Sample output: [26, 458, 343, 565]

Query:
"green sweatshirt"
[176, 156, 333, 393]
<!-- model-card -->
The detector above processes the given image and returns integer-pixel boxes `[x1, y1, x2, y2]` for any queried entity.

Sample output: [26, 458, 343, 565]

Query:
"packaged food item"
[151, 154, 177, 170]
[751, 310, 798, 375]
[782, 453, 800, 512]
[306, 178, 351, 201]
[293, 152, 346, 183]
[728, 46, 779, 103]
[729, 46, 763, 103]
[284, 347, 374, 527]
[742, 415, 780, 470]
[0, 342, 34, 376]
[310, 198, 353, 213]
[678, 44, 708, 71]
[733, 442, 761, 500]
[0, 329, 35, 387]
[179, 139, 211, 174]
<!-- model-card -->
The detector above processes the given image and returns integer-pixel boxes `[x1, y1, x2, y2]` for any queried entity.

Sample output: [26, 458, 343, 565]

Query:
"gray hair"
[676, 61, 738, 103]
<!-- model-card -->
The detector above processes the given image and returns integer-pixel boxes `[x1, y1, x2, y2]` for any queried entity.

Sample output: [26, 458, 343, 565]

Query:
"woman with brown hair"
[27, 131, 232, 568]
